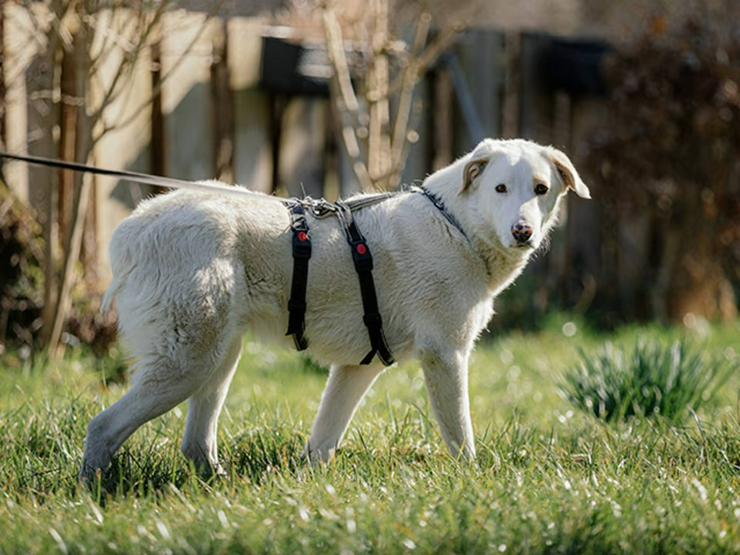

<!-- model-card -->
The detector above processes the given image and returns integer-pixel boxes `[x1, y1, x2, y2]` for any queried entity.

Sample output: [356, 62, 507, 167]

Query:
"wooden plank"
[211, 20, 234, 183]
[431, 68, 454, 171]
[279, 97, 327, 198]
[233, 88, 272, 192]
[501, 31, 521, 138]
[452, 29, 505, 153]
[150, 40, 168, 182]
[518, 32, 554, 144]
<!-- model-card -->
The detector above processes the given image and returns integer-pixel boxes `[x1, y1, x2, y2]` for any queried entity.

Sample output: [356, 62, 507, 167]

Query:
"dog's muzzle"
[511, 222, 533, 246]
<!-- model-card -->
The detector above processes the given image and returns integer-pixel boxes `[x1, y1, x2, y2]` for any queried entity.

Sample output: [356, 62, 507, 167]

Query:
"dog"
[80, 138, 590, 480]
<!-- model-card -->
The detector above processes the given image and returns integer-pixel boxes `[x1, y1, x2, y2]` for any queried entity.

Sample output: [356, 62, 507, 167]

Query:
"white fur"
[80, 139, 589, 479]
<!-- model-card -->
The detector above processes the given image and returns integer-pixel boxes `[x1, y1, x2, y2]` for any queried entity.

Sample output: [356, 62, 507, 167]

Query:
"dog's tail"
[101, 279, 120, 315]
[100, 228, 137, 316]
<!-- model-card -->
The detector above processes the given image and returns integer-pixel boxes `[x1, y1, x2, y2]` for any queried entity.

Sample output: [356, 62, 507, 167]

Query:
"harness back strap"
[336, 203, 395, 366]
[285, 203, 312, 350]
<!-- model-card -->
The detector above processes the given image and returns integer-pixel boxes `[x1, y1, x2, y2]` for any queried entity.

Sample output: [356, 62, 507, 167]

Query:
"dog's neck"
[421, 157, 532, 294]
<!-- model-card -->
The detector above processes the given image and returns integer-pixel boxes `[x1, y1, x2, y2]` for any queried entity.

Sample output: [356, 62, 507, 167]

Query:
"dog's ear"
[546, 147, 591, 199]
[461, 158, 489, 192]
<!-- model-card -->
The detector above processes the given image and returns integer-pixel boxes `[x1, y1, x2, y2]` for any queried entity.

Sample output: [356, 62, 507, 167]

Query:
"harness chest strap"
[283, 198, 395, 367]
[285, 202, 311, 350]
[336, 203, 395, 367]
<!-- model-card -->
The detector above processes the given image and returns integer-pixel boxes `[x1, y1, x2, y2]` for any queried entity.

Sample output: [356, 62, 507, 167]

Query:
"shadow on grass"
[83, 427, 308, 502]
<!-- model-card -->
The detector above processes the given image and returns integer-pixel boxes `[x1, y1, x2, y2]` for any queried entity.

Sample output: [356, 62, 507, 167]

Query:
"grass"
[562, 340, 735, 422]
[0, 316, 738, 553]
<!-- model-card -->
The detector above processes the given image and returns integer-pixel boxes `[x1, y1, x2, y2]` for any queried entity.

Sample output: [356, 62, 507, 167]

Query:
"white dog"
[81, 138, 590, 480]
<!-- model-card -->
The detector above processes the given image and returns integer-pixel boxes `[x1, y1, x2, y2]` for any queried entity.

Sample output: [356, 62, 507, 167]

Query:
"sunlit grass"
[562, 340, 735, 422]
[0, 318, 737, 553]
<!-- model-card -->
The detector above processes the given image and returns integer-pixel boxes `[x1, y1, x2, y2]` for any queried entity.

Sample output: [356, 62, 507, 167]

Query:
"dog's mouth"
[513, 240, 534, 250]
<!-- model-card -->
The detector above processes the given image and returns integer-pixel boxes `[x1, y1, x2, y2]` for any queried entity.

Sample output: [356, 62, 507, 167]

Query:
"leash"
[0, 150, 257, 199]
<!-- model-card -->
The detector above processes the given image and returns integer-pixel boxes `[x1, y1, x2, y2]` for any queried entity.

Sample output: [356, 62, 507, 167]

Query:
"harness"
[284, 193, 395, 366]
[283, 188, 465, 367]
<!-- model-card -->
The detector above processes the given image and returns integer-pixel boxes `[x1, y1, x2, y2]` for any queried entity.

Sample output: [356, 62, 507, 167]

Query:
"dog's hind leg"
[307, 364, 384, 464]
[80, 355, 212, 482]
[181, 336, 243, 476]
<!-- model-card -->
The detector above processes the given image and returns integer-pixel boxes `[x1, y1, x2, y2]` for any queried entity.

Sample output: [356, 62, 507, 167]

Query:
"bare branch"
[387, 22, 464, 97]
[390, 12, 431, 182]
[92, 11, 212, 144]
[87, 3, 168, 126]
[322, 4, 374, 190]
[322, 7, 359, 113]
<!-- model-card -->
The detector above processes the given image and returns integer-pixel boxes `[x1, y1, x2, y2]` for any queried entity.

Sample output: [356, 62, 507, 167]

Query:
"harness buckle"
[351, 241, 373, 271]
[292, 229, 312, 258]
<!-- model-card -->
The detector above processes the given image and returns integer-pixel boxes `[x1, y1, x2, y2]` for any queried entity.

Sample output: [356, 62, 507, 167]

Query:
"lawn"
[0, 316, 737, 554]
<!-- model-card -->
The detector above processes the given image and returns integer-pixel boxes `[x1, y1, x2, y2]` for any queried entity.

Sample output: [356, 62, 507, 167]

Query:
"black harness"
[284, 194, 396, 366]
[285, 203, 312, 350]
[283, 188, 464, 367]
[334, 201, 395, 366]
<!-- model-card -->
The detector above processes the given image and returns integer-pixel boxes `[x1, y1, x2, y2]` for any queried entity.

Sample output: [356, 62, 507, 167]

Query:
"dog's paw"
[78, 462, 104, 487]
[304, 443, 339, 467]
[204, 462, 229, 481]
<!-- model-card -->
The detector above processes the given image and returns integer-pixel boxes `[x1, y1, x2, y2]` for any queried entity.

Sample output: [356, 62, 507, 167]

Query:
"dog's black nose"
[511, 223, 533, 244]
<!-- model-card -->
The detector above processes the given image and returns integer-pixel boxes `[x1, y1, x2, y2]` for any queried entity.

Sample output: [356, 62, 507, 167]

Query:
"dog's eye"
[495, 184, 507, 193]
[534, 183, 549, 195]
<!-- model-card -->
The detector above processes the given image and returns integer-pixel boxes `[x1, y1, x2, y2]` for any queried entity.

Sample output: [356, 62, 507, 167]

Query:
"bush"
[586, 18, 740, 322]
[561, 340, 734, 423]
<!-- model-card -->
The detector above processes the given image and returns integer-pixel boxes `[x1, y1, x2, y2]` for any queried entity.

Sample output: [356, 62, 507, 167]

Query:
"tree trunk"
[150, 39, 168, 187]
[367, 0, 392, 189]
[45, 14, 92, 358]
[210, 20, 234, 183]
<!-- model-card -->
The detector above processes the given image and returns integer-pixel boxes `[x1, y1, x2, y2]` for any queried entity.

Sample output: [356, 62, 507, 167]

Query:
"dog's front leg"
[420, 347, 476, 459]
[307, 364, 384, 464]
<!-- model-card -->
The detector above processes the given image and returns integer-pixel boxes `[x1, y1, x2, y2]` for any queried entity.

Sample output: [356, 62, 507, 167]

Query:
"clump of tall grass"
[561, 340, 734, 423]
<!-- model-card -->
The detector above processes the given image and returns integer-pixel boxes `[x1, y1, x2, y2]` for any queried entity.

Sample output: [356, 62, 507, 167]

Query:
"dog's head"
[459, 139, 590, 252]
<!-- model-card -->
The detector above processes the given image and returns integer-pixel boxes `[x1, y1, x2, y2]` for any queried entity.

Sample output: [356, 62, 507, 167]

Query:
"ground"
[0, 316, 737, 554]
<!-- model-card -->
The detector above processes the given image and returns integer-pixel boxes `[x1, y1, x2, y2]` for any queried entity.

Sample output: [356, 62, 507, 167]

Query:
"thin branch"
[87, 11, 139, 74]
[92, 12, 212, 143]
[91, 30, 160, 118]
[390, 12, 431, 177]
[87, 2, 168, 126]
[322, 5, 373, 190]
[322, 7, 359, 113]
[387, 22, 464, 97]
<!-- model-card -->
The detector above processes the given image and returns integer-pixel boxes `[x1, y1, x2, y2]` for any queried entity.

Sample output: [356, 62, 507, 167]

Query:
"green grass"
[562, 340, 735, 423]
[0, 317, 738, 554]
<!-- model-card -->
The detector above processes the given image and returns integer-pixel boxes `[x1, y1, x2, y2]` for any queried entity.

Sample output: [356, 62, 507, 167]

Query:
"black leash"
[0, 150, 251, 198]
[412, 186, 469, 241]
